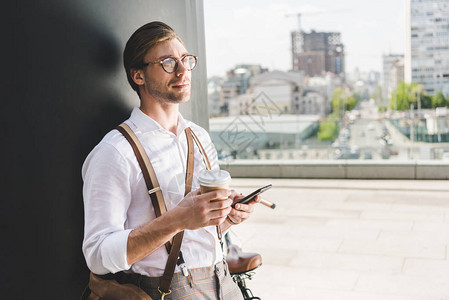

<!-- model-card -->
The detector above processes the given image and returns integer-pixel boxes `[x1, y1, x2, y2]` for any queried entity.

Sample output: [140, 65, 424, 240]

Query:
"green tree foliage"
[390, 82, 446, 110]
[432, 91, 449, 108]
[331, 88, 359, 117]
[331, 88, 345, 115]
[317, 121, 338, 141]
[346, 94, 358, 111]
[390, 82, 414, 110]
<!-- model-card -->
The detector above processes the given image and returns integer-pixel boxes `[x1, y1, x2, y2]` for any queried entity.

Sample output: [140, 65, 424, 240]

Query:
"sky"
[203, 0, 406, 78]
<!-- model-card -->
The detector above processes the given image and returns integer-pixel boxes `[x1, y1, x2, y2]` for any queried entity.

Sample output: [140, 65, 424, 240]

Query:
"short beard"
[145, 80, 190, 104]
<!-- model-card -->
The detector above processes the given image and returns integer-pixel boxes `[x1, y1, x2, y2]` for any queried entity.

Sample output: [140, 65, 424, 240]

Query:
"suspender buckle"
[158, 287, 172, 300]
[148, 187, 161, 194]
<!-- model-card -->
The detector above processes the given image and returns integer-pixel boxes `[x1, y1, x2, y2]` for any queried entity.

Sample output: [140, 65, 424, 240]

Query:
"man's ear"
[130, 68, 145, 86]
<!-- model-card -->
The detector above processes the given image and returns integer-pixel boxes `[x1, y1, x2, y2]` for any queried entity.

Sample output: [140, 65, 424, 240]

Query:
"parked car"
[335, 147, 360, 160]
[363, 151, 373, 159]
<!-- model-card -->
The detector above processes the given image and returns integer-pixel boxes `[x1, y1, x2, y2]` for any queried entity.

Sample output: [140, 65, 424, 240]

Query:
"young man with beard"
[82, 21, 259, 299]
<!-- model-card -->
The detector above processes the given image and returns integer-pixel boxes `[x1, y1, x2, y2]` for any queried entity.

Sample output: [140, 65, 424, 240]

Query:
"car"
[363, 151, 373, 159]
[335, 147, 360, 159]
[381, 149, 390, 159]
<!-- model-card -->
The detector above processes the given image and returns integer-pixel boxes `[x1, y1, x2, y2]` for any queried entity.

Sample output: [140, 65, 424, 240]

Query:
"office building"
[389, 58, 405, 99]
[291, 30, 345, 77]
[406, 0, 449, 96]
[382, 54, 404, 104]
[219, 64, 267, 115]
[250, 70, 303, 114]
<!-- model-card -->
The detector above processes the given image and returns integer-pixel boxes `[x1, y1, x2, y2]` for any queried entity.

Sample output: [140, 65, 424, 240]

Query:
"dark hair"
[123, 21, 182, 96]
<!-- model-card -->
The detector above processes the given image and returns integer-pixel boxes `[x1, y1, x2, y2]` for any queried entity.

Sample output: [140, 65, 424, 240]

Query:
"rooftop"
[229, 178, 449, 299]
[210, 114, 319, 134]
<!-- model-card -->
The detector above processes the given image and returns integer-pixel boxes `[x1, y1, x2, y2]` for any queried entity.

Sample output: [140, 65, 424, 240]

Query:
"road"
[336, 100, 415, 160]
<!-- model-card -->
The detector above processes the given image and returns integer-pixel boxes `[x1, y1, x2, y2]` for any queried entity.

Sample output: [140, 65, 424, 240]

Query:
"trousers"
[116, 261, 244, 300]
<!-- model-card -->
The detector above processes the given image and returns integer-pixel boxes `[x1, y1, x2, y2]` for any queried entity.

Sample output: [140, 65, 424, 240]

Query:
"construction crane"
[285, 10, 349, 32]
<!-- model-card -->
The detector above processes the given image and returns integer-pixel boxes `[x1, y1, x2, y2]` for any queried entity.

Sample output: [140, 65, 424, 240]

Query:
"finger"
[233, 194, 245, 202]
[228, 208, 250, 221]
[208, 206, 232, 220]
[232, 202, 254, 213]
[198, 189, 231, 201]
[209, 198, 233, 210]
[253, 194, 262, 203]
[229, 189, 239, 199]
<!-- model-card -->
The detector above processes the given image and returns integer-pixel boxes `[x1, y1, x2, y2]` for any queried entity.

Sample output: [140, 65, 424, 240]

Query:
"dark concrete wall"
[1, 1, 206, 298]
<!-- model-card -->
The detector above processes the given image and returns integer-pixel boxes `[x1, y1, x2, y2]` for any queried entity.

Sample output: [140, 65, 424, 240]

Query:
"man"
[82, 21, 259, 299]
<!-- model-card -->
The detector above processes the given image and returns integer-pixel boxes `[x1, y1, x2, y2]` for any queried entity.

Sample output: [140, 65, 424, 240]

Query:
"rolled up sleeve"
[82, 141, 134, 274]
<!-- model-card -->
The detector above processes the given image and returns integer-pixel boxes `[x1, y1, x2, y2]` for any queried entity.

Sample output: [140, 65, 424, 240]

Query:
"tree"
[390, 82, 431, 110]
[331, 88, 358, 117]
[432, 91, 449, 108]
[346, 94, 358, 111]
[390, 82, 412, 110]
[331, 88, 345, 117]
[317, 121, 338, 141]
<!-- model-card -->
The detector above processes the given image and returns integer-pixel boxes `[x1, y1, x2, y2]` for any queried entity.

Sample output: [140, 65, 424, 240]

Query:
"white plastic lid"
[198, 169, 231, 187]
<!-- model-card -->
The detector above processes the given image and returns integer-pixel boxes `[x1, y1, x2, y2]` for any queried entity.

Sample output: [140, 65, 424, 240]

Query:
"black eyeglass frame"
[142, 55, 198, 74]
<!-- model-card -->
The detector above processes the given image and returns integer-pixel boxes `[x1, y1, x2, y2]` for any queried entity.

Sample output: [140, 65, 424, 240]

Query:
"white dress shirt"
[82, 107, 221, 276]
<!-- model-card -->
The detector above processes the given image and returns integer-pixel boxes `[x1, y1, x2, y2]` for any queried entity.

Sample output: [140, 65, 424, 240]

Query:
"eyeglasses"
[142, 55, 198, 74]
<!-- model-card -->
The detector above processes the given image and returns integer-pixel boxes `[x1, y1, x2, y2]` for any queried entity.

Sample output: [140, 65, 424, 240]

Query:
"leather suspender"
[186, 127, 211, 170]
[116, 123, 199, 297]
[186, 128, 225, 244]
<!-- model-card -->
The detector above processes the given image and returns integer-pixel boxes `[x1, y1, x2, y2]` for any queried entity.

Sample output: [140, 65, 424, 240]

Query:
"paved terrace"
[228, 178, 449, 300]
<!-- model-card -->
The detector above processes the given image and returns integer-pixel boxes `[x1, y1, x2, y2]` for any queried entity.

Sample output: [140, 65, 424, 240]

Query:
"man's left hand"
[226, 190, 261, 225]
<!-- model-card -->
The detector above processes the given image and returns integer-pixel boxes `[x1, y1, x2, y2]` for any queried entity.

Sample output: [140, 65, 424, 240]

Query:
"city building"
[305, 72, 345, 115]
[209, 114, 320, 159]
[218, 64, 267, 115]
[347, 68, 381, 104]
[227, 94, 253, 116]
[250, 70, 304, 114]
[207, 76, 223, 116]
[291, 30, 345, 77]
[405, 0, 449, 96]
[296, 90, 326, 116]
[388, 57, 405, 100]
[219, 81, 239, 115]
[382, 54, 404, 105]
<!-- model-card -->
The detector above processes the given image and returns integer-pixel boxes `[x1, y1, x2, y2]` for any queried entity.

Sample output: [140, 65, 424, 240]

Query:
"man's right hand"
[173, 189, 233, 230]
[126, 189, 232, 265]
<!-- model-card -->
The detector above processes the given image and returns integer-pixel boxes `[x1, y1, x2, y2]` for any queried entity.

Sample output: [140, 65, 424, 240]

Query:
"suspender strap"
[186, 127, 212, 170]
[185, 127, 195, 194]
[184, 129, 224, 244]
[116, 123, 197, 295]
[116, 123, 167, 217]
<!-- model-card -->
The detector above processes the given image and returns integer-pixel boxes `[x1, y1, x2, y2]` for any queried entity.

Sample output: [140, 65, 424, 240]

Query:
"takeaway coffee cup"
[198, 169, 231, 200]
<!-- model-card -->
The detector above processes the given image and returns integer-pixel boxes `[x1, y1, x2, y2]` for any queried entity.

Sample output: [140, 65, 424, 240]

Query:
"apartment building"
[291, 30, 345, 77]
[382, 54, 404, 105]
[406, 0, 449, 96]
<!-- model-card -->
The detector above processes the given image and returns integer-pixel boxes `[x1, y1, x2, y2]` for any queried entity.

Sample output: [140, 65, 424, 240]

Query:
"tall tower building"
[291, 30, 344, 77]
[382, 54, 404, 105]
[406, 0, 449, 96]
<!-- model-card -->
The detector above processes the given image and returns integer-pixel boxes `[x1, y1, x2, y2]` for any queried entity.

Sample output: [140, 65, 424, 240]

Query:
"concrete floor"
[228, 178, 449, 300]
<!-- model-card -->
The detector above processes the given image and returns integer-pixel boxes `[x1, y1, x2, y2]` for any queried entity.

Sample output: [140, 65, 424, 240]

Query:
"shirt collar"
[176, 113, 189, 136]
[129, 107, 188, 136]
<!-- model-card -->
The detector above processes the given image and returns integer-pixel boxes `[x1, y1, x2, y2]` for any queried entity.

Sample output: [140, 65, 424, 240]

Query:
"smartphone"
[232, 184, 272, 208]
